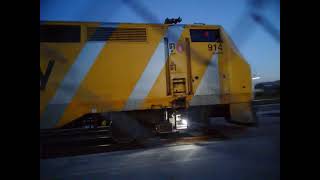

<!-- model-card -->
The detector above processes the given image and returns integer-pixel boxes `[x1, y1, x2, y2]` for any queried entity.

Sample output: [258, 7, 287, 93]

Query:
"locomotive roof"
[40, 20, 221, 28]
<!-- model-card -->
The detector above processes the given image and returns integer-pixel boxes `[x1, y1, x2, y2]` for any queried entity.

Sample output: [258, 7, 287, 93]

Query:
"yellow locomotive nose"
[40, 21, 255, 131]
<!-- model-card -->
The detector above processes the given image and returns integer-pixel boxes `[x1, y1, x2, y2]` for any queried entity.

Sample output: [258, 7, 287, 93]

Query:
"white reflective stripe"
[124, 25, 185, 111]
[123, 39, 166, 111]
[50, 42, 106, 104]
[40, 23, 119, 129]
[190, 53, 220, 106]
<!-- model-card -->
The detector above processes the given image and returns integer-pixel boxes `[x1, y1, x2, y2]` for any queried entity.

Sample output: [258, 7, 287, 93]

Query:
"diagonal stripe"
[190, 52, 220, 106]
[124, 25, 185, 111]
[123, 38, 166, 110]
[40, 23, 118, 129]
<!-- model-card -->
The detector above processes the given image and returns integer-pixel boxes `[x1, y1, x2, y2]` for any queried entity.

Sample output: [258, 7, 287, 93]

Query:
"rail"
[252, 98, 280, 105]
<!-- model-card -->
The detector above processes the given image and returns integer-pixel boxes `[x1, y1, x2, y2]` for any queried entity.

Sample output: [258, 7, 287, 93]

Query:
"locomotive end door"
[165, 25, 192, 98]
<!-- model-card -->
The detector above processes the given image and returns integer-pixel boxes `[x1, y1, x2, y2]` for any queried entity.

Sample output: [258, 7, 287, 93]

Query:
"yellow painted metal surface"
[40, 43, 85, 114]
[220, 27, 252, 103]
[40, 21, 253, 128]
[57, 24, 167, 127]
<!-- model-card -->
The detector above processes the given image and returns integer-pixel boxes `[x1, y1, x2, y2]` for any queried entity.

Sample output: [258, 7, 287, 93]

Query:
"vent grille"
[87, 27, 147, 42]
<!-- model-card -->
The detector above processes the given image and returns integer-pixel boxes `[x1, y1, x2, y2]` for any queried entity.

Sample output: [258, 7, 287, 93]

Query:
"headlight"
[181, 119, 188, 126]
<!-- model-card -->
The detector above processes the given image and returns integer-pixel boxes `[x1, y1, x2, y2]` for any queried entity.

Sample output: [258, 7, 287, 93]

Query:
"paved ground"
[40, 104, 280, 180]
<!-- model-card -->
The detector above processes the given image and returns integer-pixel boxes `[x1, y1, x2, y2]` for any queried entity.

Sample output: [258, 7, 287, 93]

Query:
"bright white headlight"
[182, 119, 188, 125]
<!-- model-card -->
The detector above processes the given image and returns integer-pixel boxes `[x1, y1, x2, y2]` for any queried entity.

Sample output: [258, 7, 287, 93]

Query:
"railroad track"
[40, 126, 116, 159]
[40, 100, 279, 159]
[40, 126, 226, 159]
[40, 127, 112, 143]
[252, 98, 280, 105]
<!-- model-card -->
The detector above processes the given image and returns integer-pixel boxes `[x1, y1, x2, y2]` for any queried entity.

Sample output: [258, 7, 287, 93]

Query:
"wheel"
[110, 119, 136, 144]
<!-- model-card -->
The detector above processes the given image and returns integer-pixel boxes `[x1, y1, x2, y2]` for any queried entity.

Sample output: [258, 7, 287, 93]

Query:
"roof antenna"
[164, 17, 182, 24]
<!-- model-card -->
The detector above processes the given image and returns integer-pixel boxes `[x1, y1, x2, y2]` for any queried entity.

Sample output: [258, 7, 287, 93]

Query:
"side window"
[40, 25, 81, 43]
[190, 29, 221, 42]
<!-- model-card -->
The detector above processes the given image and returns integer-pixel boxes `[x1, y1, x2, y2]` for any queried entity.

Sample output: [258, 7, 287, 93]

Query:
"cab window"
[190, 29, 221, 42]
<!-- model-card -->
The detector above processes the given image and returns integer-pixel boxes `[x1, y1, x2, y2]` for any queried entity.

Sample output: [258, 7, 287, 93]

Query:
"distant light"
[252, 77, 260, 80]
